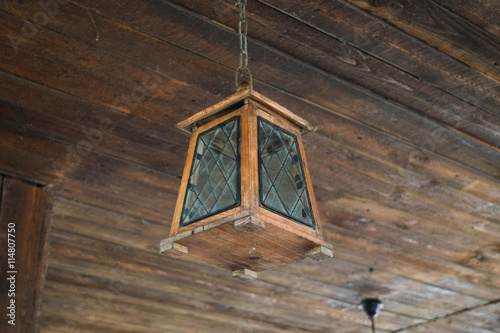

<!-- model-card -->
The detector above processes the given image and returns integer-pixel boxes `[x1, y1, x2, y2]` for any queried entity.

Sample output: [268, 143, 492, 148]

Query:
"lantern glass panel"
[257, 117, 315, 227]
[180, 116, 241, 226]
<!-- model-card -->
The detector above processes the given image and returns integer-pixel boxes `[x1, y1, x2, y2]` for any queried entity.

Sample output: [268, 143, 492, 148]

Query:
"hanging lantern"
[160, 0, 332, 279]
[160, 83, 333, 279]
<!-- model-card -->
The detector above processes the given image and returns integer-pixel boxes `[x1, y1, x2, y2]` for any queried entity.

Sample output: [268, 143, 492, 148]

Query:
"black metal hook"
[360, 298, 383, 333]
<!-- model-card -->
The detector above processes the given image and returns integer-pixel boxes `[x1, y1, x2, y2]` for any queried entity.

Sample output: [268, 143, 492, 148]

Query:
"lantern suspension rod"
[235, 0, 252, 88]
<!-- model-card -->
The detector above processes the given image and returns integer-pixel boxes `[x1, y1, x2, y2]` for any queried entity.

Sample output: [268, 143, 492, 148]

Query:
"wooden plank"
[0, 4, 221, 131]
[241, 105, 259, 211]
[49, 166, 500, 298]
[408, 314, 499, 333]
[42, 284, 357, 333]
[111, 0, 500, 176]
[255, 0, 500, 114]
[47, 209, 492, 328]
[0, 69, 190, 149]
[322, 221, 500, 290]
[168, 210, 330, 272]
[344, 0, 500, 83]
[305, 246, 333, 261]
[309, 149, 499, 236]
[171, 0, 500, 148]
[203, 220, 297, 268]
[0, 177, 52, 332]
[43, 281, 215, 333]
[1, 0, 498, 224]
[261, 269, 475, 323]
[300, 112, 500, 207]
[175, 230, 276, 272]
[51, 213, 160, 254]
[42, 239, 333, 331]
[259, 268, 449, 320]
[323, 233, 500, 298]
[265, 257, 488, 316]
[454, 302, 500, 332]
[45, 231, 415, 331]
[1, 0, 498, 228]
[52, 197, 169, 240]
[232, 268, 258, 280]
[50, 194, 498, 310]
[318, 195, 491, 264]
[0, 97, 185, 174]
[59, 194, 317, 273]
[2, 0, 500, 182]
[59, 219, 492, 330]
[305, 137, 500, 225]
[308, 160, 500, 250]
[308, 156, 500, 247]
[0, 175, 3, 205]
[431, 0, 500, 39]
[0, 111, 179, 223]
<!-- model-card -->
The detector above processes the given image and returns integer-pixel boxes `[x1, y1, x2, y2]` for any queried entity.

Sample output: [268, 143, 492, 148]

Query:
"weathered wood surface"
[173, 0, 500, 118]
[45, 230, 411, 332]
[30, 0, 500, 179]
[432, 0, 500, 39]
[0, 0, 499, 332]
[46, 197, 499, 332]
[0, 177, 52, 333]
[344, 0, 500, 84]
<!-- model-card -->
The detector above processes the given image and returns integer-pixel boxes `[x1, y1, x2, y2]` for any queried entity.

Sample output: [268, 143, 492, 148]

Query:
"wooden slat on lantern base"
[306, 246, 334, 261]
[234, 215, 266, 232]
[232, 268, 259, 280]
[161, 242, 189, 257]
[160, 209, 333, 276]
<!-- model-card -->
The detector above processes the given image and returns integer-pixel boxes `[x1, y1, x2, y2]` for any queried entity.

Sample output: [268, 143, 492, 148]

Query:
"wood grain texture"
[0, 0, 499, 332]
[175, 0, 500, 120]
[431, 0, 500, 39]
[344, 0, 500, 84]
[0, 177, 52, 333]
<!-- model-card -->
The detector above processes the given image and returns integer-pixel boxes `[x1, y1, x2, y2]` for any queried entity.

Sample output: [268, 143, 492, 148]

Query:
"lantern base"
[160, 210, 333, 274]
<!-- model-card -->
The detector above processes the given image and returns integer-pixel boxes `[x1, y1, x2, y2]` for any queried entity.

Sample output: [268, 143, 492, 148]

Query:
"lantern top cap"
[176, 85, 317, 134]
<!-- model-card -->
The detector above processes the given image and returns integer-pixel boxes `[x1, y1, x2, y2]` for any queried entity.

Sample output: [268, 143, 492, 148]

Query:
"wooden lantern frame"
[160, 85, 333, 279]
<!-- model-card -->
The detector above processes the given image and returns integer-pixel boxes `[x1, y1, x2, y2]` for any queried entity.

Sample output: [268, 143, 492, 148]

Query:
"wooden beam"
[0, 177, 52, 332]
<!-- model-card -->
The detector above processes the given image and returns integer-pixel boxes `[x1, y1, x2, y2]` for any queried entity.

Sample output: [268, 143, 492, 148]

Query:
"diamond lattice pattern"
[180, 117, 240, 226]
[258, 117, 315, 227]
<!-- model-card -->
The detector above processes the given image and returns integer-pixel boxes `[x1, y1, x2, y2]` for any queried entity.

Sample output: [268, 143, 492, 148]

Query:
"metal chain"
[238, 0, 248, 70]
[235, 0, 252, 88]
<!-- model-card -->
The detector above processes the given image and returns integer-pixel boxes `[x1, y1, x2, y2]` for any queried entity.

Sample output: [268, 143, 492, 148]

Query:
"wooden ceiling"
[1, 0, 500, 332]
